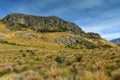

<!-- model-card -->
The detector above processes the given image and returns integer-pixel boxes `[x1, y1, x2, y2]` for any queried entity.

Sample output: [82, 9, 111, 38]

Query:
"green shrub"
[54, 56, 64, 63]
[75, 54, 83, 62]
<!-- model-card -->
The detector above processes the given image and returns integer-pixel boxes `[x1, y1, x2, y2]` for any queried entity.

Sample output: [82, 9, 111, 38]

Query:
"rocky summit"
[3, 13, 85, 34]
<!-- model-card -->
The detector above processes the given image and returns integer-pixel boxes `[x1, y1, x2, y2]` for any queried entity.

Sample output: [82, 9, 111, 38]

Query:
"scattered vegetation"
[0, 48, 119, 80]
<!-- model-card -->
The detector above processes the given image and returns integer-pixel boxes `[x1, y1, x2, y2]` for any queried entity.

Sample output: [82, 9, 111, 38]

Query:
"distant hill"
[111, 38, 120, 44]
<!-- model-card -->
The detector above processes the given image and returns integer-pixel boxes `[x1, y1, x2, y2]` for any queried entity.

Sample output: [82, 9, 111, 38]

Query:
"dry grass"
[79, 71, 110, 80]
[0, 19, 120, 80]
[13, 64, 29, 73]
[9, 70, 42, 80]
[0, 65, 13, 76]
[111, 69, 120, 80]
[0, 48, 119, 79]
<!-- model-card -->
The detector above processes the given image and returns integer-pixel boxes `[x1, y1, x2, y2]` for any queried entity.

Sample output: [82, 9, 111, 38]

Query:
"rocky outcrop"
[15, 32, 37, 40]
[55, 36, 98, 49]
[3, 13, 85, 34]
[86, 32, 101, 39]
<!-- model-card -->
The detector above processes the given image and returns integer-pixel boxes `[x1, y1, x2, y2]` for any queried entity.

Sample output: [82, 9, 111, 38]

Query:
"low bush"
[54, 56, 64, 63]
[75, 54, 83, 62]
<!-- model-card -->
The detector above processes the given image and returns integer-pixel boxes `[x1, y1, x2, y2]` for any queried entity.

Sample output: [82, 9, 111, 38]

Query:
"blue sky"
[0, 0, 120, 40]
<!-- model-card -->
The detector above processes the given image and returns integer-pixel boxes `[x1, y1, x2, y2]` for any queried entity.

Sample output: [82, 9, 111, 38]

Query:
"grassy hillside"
[0, 17, 120, 80]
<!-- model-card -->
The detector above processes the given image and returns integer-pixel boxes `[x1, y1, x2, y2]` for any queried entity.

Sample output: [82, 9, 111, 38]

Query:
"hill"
[0, 13, 119, 80]
[1, 13, 117, 49]
[111, 38, 120, 44]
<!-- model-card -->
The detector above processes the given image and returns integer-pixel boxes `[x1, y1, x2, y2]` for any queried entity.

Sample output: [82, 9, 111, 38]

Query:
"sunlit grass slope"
[0, 19, 120, 80]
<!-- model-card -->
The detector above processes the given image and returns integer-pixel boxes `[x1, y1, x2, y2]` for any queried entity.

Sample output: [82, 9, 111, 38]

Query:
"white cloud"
[75, 8, 120, 40]
[98, 9, 120, 19]
[82, 20, 120, 33]
[101, 32, 120, 40]
[80, 18, 120, 40]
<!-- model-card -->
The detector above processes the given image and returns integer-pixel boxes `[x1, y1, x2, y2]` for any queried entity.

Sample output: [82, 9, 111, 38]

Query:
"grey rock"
[86, 32, 101, 39]
[15, 33, 37, 40]
[3, 13, 85, 34]
[55, 36, 97, 49]
[0, 34, 5, 38]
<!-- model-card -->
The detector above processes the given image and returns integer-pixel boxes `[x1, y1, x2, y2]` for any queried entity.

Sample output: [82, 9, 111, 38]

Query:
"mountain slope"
[0, 13, 120, 80]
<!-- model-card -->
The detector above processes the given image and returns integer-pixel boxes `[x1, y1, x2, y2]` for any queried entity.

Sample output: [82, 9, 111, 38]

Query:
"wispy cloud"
[74, 0, 104, 9]
[79, 17, 120, 33]
[75, 8, 120, 40]
[46, 0, 105, 16]
[101, 32, 120, 40]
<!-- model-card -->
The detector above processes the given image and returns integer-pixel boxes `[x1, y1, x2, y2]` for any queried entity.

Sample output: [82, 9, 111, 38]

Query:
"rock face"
[111, 38, 120, 44]
[3, 13, 85, 34]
